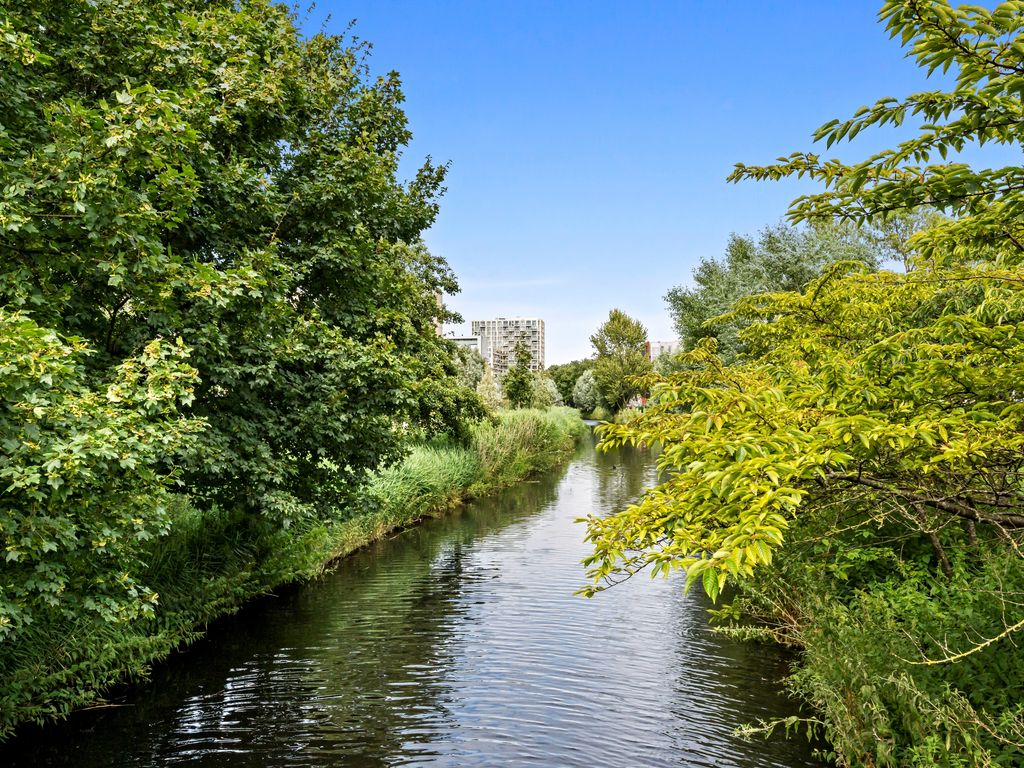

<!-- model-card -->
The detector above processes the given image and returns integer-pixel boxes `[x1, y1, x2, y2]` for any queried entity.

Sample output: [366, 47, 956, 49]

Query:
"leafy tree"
[585, 263, 1024, 594]
[402, 337, 488, 443]
[530, 375, 563, 409]
[502, 339, 534, 409]
[453, 345, 487, 391]
[583, 2, 1024, 763]
[545, 358, 594, 406]
[729, 2, 1024, 262]
[0, 311, 200, 639]
[589, 309, 652, 412]
[0, 2, 458, 520]
[406, 341, 487, 444]
[665, 221, 880, 361]
[476, 365, 505, 412]
[571, 369, 601, 414]
[862, 207, 944, 271]
[0, 2, 474, 632]
[651, 350, 686, 375]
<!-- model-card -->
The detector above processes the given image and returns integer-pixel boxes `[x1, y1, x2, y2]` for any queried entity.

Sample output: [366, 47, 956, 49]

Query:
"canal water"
[6, 431, 822, 767]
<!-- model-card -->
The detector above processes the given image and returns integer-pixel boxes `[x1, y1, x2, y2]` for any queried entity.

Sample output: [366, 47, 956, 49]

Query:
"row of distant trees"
[546, 310, 652, 417]
[452, 318, 652, 416]
[545, 211, 931, 419]
[452, 339, 562, 412]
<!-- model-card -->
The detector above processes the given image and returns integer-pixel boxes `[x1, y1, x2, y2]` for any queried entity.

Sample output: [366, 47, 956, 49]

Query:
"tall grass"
[0, 407, 585, 740]
[320, 407, 586, 564]
[471, 407, 586, 493]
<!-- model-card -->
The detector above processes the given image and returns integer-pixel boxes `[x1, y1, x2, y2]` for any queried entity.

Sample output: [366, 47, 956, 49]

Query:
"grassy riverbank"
[320, 407, 588, 565]
[0, 408, 586, 740]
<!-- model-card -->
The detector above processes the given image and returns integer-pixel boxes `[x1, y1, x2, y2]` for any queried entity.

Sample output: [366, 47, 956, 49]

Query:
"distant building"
[646, 340, 681, 361]
[451, 335, 489, 361]
[471, 317, 545, 377]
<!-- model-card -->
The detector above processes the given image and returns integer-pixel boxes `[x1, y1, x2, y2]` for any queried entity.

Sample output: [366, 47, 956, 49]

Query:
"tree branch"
[828, 472, 1024, 529]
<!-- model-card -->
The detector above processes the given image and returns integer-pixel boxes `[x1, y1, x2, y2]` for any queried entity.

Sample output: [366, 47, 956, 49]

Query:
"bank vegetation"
[583, 2, 1024, 765]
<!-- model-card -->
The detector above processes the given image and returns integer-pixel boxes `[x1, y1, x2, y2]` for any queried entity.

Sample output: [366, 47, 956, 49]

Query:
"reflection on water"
[6, 431, 821, 767]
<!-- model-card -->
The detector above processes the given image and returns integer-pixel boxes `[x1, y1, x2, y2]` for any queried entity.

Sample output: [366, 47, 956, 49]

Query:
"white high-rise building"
[471, 317, 545, 377]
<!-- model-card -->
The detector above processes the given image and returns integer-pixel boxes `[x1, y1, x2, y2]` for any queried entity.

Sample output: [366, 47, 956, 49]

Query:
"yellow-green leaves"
[583, 258, 1024, 601]
[731, 1, 1024, 263]
[609, 5, 1024, 762]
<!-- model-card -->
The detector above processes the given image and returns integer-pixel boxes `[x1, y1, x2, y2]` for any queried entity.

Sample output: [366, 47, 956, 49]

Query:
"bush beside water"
[720, 530, 1024, 766]
[0, 408, 585, 740]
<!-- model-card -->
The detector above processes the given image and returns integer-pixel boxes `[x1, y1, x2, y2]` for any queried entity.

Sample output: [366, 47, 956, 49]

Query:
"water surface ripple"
[6, 432, 822, 767]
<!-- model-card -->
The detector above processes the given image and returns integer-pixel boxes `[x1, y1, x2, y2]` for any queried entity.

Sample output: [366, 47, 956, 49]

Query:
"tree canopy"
[571, 370, 601, 414]
[545, 358, 594, 407]
[0, 0, 477, 639]
[502, 339, 534, 409]
[476, 366, 505, 412]
[729, 1, 1024, 263]
[665, 222, 881, 361]
[589, 309, 651, 412]
[586, 0, 1024, 605]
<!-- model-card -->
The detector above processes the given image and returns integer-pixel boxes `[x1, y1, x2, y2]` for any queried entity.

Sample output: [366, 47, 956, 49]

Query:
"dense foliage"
[664, 222, 881, 361]
[0, 0, 485, 730]
[476, 366, 506, 411]
[571, 370, 601, 414]
[0, 313, 200, 638]
[453, 345, 487, 391]
[502, 339, 535, 409]
[546, 358, 594, 407]
[589, 309, 651, 412]
[583, 1, 1024, 764]
[529, 375, 563, 409]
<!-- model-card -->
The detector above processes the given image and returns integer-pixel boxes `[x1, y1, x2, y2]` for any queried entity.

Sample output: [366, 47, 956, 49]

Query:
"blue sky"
[308, 2, 1012, 364]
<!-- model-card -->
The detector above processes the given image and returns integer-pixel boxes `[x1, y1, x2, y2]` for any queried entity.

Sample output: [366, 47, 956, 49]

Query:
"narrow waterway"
[7, 431, 822, 767]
